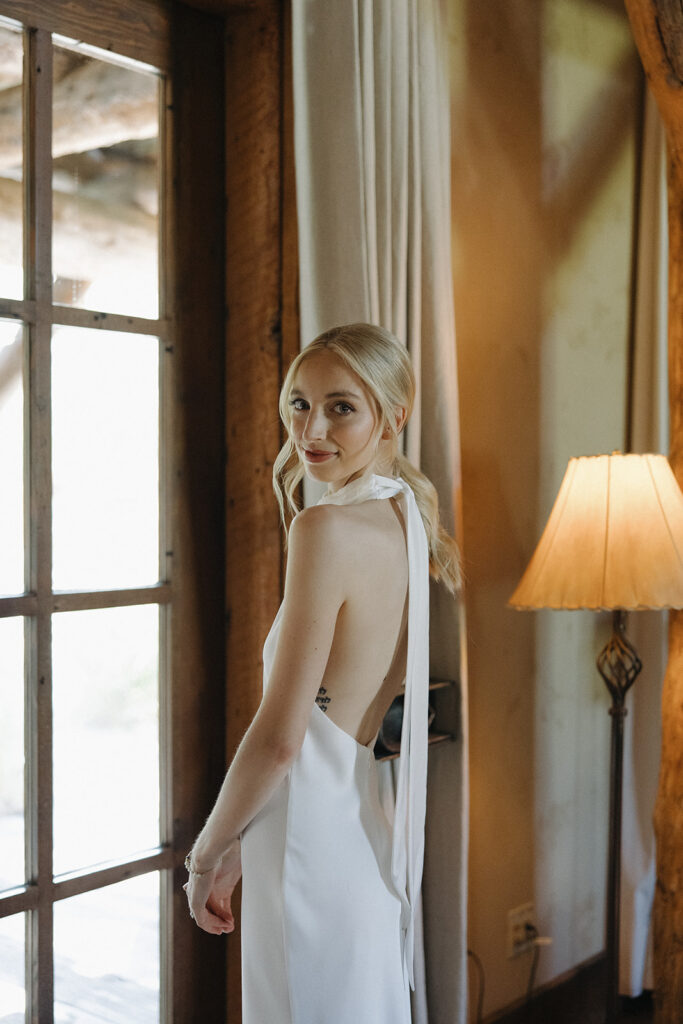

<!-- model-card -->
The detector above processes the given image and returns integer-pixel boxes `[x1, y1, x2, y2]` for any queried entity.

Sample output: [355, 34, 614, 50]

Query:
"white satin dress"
[240, 473, 430, 1024]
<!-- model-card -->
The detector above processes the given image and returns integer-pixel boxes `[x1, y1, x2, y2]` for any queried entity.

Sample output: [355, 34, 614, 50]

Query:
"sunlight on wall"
[450, 0, 640, 1016]
[533, 0, 636, 979]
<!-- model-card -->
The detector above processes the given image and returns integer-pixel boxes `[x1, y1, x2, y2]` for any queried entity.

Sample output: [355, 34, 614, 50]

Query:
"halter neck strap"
[316, 471, 404, 505]
[318, 472, 429, 989]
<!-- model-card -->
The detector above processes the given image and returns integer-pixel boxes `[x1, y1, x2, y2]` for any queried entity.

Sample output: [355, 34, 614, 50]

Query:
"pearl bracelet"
[184, 853, 215, 877]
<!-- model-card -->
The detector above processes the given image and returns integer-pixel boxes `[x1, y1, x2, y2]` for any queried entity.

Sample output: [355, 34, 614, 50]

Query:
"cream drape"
[620, 88, 668, 997]
[291, 2, 468, 1021]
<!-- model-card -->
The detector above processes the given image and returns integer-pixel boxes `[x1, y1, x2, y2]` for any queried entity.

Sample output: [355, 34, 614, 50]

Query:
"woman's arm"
[185, 506, 347, 926]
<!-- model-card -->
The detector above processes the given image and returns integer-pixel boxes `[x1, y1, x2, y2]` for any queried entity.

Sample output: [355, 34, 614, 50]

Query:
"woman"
[184, 323, 460, 1023]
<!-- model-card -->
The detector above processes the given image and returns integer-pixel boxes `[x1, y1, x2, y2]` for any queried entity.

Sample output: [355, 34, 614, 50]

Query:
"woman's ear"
[381, 406, 407, 440]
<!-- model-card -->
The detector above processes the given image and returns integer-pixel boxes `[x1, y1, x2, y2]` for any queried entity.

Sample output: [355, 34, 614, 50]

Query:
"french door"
[0, 7, 177, 1021]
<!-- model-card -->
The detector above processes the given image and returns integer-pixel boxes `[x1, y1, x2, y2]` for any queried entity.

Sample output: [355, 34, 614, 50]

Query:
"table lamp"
[509, 452, 683, 1024]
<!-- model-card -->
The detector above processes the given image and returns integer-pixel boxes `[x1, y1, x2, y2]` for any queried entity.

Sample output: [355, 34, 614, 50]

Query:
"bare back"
[313, 496, 409, 746]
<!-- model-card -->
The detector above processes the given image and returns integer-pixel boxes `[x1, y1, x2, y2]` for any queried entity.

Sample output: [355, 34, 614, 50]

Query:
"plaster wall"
[448, 0, 641, 1015]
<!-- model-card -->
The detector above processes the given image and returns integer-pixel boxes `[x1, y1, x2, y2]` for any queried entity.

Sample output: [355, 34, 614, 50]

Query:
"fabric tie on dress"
[318, 472, 430, 990]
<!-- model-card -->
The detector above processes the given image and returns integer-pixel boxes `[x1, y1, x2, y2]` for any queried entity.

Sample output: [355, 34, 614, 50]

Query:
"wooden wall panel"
[281, 0, 300, 374]
[623, 4, 683, 1021]
[170, 5, 227, 1022]
[223, 2, 284, 758]
[181, 0, 258, 12]
[224, 2, 288, 1019]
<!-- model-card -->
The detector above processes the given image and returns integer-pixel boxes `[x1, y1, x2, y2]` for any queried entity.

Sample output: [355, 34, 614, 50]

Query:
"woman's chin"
[299, 455, 379, 487]
[302, 461, 336, 481]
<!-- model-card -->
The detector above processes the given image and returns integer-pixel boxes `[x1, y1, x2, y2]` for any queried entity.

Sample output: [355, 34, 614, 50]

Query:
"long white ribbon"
[319, 472, 430, 989]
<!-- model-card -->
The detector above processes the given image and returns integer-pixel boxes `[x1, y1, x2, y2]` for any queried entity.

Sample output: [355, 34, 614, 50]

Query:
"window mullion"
[24, 24, 54, 1024]
[158, 70, 174, 1024]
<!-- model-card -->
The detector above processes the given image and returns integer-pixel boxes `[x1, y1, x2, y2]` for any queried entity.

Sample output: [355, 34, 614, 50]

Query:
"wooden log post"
[223, 2, 290, 1019]
[624, 3, 683, 1020]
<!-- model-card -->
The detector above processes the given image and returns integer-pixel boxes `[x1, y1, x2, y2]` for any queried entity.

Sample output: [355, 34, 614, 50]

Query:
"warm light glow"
[509, 454, 683, 610]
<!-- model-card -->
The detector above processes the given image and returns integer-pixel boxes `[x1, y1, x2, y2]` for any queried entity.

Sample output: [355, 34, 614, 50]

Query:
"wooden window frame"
[0, 2, 228, 1021]
[0, 1, 296, 1020]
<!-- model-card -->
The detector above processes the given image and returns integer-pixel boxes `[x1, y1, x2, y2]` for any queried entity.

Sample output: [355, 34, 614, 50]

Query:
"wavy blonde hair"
[273, 323, 461, 593]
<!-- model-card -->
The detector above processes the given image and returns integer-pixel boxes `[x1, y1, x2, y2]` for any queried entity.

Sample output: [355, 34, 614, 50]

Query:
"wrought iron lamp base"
[597, 609, 643, 1024]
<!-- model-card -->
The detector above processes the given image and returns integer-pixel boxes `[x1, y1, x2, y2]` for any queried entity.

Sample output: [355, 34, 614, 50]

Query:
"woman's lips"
[303, 448, 336, 463]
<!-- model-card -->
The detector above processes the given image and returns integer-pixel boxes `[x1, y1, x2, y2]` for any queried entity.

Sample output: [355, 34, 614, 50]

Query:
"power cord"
[467, 928, 551, 1023]
[526, 924, 540, 1001]
[467, 948, 485, 1024]
[524, 923, 553, 1002]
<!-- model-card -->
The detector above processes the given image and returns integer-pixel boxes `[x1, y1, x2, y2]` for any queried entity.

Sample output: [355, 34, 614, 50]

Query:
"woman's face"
[288, 350, 381, 491]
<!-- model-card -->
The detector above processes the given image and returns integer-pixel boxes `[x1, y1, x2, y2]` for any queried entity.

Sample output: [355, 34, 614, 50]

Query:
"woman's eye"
[335, 402, 354, 415]
[289, 398, 308, 411]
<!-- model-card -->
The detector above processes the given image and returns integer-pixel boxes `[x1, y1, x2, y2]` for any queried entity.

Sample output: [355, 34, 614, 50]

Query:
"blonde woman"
[184, 323, 460, 1023]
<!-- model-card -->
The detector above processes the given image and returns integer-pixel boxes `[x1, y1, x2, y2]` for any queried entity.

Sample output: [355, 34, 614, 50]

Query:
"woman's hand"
[207, 842, 242, 932]
[183, 843, 242, 935]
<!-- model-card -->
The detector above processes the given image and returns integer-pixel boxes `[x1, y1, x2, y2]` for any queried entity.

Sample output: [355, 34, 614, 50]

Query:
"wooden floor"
[493, 958, 654, 1024]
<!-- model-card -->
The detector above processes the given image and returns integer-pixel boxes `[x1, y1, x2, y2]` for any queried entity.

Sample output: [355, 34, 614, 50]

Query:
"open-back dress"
[240, 473, 429, 1024]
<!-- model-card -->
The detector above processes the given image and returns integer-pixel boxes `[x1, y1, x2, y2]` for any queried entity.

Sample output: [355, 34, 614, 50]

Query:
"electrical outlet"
[507, 902, 535, 958]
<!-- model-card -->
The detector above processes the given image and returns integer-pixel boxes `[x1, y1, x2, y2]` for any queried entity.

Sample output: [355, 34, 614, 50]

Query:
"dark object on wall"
[374, 688, 447, 760]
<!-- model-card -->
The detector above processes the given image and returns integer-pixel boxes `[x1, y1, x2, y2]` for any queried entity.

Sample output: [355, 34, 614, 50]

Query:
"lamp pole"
[597, 610, 642, 1024]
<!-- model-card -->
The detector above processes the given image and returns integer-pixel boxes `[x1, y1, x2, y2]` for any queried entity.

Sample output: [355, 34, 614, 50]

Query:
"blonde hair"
[273, 323, 461, 593]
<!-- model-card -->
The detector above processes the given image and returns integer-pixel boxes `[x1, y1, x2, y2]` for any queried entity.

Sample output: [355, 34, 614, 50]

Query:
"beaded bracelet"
[184, 853, 215, 877]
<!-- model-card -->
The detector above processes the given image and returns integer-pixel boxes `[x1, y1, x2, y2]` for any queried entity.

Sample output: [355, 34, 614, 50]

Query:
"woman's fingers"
[184, 871, 234, 935]
[193, 906, 235, 934]
[207, 891, 234, 922]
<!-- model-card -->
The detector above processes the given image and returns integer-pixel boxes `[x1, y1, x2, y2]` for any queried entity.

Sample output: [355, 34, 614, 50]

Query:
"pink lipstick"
[303, 449, 336, 463]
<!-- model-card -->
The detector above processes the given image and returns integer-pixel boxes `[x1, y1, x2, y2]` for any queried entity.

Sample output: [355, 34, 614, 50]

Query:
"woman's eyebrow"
[290, 388, 361, 400]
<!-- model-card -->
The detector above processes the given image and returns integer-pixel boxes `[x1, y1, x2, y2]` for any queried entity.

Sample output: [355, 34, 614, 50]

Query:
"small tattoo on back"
[316, 686, 331, 712]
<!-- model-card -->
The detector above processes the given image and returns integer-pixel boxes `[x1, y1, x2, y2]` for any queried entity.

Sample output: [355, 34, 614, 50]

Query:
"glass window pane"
[0, 618, 24, 892]
[52, 43, 159, 318]
[0, 913, 25, 1022]
[0, 21, 23, 300]
[0, 321, 24, 596]
[54, 873, 159, 1024]
[51, 327, 159, 591]
[52, 605, 159, 876]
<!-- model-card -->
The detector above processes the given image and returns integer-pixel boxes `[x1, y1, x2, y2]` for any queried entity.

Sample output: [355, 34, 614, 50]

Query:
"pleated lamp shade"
[509, 453, 683, 611]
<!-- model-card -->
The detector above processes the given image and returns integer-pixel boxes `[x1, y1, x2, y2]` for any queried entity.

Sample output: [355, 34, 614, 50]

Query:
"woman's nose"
[302, 407, 327, 440]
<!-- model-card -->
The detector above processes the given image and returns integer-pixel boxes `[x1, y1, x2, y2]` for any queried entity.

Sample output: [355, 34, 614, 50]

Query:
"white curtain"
[291, 3, 468, 1022]
[620, 87, 668, 997]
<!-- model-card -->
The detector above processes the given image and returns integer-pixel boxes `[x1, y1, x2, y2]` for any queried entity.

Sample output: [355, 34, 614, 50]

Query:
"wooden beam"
[0, 33, 23, 88]
[223, 1, 286, 1019]
[280, 0, 299, 583]
[0, 0, 170, 71]
[623, 3, 683, 1021]
[180, 0, 259, 12]
[281, 0, 299, 397]
[169, 4, 227, 1022]
[0, 57, 159, 170]
[223, 0, 284, 788]
[0, 177, 156, 276]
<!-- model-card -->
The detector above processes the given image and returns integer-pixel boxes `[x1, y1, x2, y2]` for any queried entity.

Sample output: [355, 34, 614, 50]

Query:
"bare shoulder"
[287, 502, 392, 572]
[289, 501, 387, 544]
[285, 501, 405, 605]
[287, 504, 352, 569]
[291, 500, 402, 561]
[289, 502, 349, 539]
[281, 505, 354, 608]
